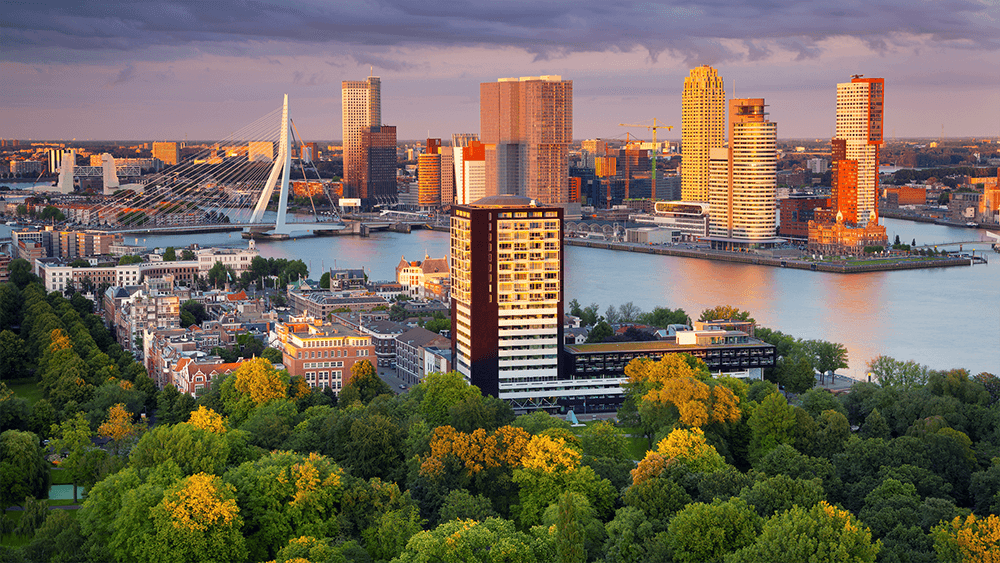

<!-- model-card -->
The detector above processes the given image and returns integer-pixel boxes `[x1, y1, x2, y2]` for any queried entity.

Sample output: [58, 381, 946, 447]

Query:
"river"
[2, 216, 997, 378]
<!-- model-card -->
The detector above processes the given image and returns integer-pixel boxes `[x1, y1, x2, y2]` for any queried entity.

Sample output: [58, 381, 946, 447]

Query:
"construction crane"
[618, 118, 673, 200]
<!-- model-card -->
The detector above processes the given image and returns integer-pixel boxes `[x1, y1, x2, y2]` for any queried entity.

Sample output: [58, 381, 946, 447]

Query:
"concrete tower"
[681, 66, 726, 202]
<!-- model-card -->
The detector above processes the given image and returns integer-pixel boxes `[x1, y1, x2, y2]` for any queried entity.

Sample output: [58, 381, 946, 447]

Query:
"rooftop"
[565, 337, 771, 354]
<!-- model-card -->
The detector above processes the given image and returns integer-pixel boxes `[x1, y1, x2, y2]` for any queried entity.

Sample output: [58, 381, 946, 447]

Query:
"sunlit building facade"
[707, 98, 778, 248]
[681, 66, 726, 202]
[480, 76, 572, 204]
[451, 196, 566, 410]
[342, 77, 381, 196]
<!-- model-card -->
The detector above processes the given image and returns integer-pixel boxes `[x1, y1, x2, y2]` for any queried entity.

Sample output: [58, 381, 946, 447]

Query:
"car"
[399, 384, 406, 389]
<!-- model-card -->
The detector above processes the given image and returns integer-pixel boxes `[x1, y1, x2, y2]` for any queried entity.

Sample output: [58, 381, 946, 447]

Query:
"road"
[377, 364, 411, 394]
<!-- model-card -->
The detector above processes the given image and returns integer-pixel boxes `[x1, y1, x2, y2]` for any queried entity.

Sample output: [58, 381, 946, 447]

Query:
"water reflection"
[118, 219, 999, 377]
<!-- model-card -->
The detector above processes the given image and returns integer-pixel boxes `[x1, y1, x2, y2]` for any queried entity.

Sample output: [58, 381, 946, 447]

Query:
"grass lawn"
[627, 436, 650, 461]
[47, 500, 79, 507]
[5, 378, 42, 404]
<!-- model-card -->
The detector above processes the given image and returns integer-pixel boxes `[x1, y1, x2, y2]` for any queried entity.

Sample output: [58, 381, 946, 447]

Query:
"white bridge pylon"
[248, 95, 345, 236]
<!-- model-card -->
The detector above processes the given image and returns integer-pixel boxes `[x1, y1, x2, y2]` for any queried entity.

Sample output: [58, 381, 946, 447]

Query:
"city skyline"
[2, 1, 999, 141]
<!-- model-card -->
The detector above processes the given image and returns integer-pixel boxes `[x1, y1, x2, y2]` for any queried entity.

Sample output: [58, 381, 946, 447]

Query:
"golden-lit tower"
[834, 76, 884, 226]
[681, 66, 726, 202]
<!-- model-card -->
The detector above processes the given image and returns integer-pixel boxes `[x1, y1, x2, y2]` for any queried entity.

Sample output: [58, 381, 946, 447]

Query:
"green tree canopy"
[730, 501, 880, 563]
[0, 429, 50, 510]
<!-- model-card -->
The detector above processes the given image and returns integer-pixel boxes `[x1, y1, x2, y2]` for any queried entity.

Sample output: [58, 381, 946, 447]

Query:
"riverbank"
[564, 239, 975, 273]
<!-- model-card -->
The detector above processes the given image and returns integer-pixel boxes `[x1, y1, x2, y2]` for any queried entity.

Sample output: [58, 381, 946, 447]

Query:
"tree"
[748, 392, 796, 463]
[394, 518, 543, 563]
[0, 430, 50, 511]
[130, 422, 232, 476]
[625, 353, 740, 432]
[0, 329, 28, 380]
[617, 301, 643, 323]
[580, 420, 629, 461]
[739, 474, 825, 517]
[438, 489, 498, 523]
[585, 321, 613, 343]
[579, 303, 600, 327]
[419, 370, 482, 427]
[181, 249, 195, 261]
[97, 402, 144, 453]
[604, 305, 621, 324]
[643, 306, 689, 328]
[776, 356, 816, 394]
[49, 412, 100, 503]
[144, 472, 247, 563]
[118, 255, 143, 266]
[868, 356, 930, 389]
[733, 501, 880, 563]
[541, 491, 604, 563]
[163, 247, 177, 261]
[38, 205, 66, 222]
[668, 498, 762, 563]
[933, 513, 1000, 563]
[219, 357, 288, 423]
[222, 451, 344, 561]
[804, 340, 849, 377]
[859, 408, 891, 440]
[207, 261, 231, 288]
[319, 272, 331, 289]
[699, 305, 755, 323]
[339, 359, 390, 405]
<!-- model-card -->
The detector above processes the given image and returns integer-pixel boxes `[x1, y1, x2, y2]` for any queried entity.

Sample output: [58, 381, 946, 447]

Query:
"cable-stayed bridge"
[87, 96, 347, 238]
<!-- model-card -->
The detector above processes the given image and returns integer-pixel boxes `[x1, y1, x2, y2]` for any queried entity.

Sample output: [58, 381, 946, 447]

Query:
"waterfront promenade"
[564, 238, 977, 273]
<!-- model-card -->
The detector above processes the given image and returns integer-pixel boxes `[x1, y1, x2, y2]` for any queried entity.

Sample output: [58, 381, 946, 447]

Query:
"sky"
[2, 0, 999, 143]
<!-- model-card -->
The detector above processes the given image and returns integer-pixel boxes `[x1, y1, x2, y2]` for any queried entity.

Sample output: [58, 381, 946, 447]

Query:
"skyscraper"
[681, 66, 726, 202]
[417, 141, 442, 209]
[708, 98, 778, 248]
[807, 76, 887, 253]
[152, 142, 180, 166]
[450, 196, 563, 407]
[342, 77, 381, 194]
[358, 125, 396, 205]
[480, 76, 572, 204]
[834, 76, 884, 226]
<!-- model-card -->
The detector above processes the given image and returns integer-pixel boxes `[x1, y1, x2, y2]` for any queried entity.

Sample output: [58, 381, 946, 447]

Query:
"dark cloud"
[1, 0, 997, 64]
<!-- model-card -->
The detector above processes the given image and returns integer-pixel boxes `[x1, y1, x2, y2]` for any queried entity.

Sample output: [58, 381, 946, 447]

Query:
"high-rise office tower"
[450, 196, 563, 406]
[833, 76, 884, 226]
[418, 140, 442, 209]
[480, 76, 572, 204]
[152, 142, 180, 166]
[358, 125, 396, 205]
[439, 146, 455, 206]
[708, 99, 778, 247]
[342, 77, 381, 195]
[681, 66, 726, 202]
